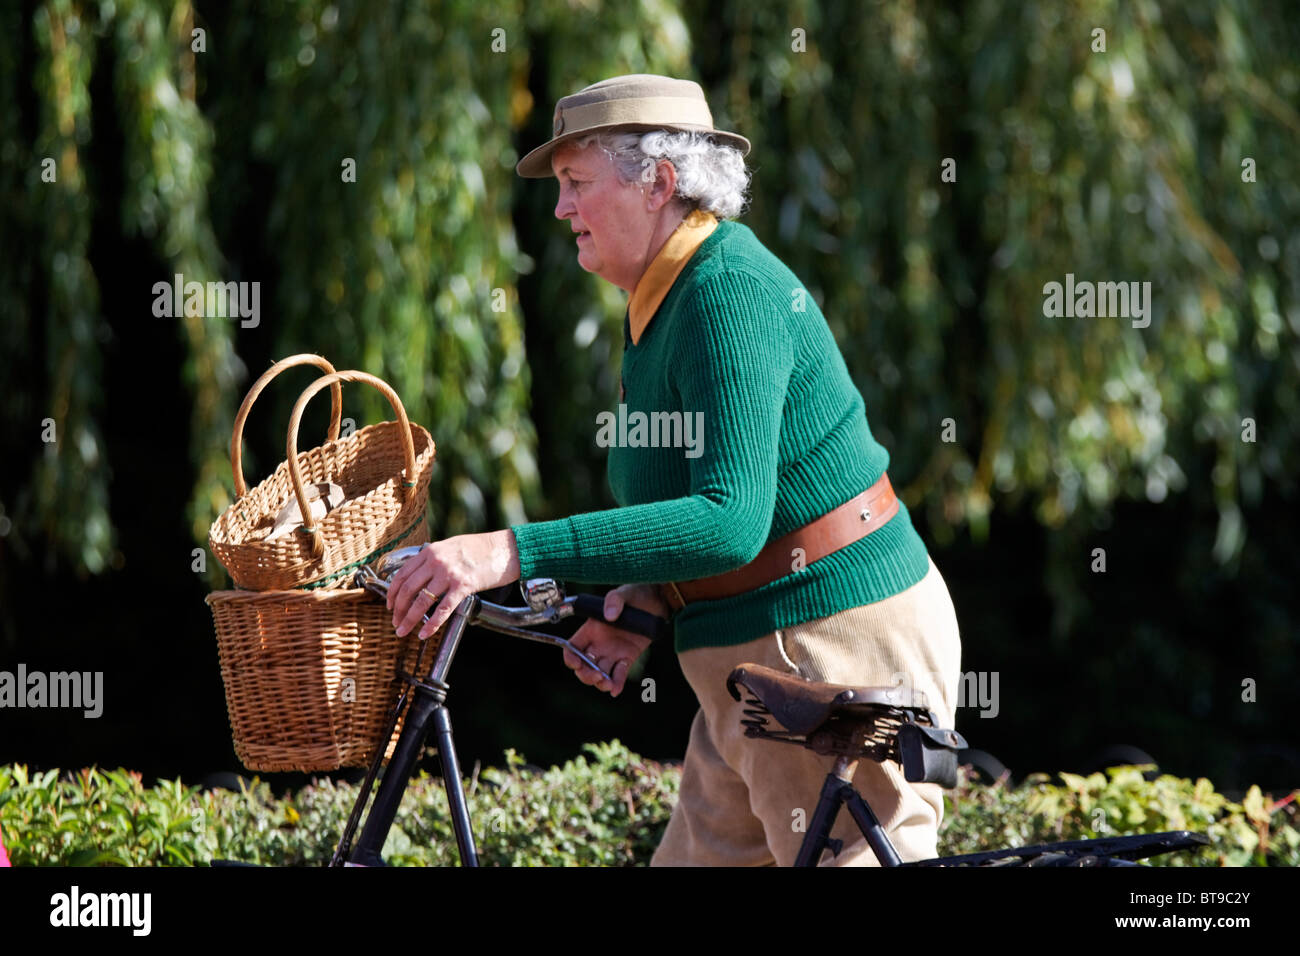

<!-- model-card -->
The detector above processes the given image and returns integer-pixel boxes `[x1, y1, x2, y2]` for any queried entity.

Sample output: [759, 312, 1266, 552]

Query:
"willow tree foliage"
[676, 0, 1299, 552]
[2, 0, 1297, 786]
[3, 0, 1297, 594]
[2, 0, 233, 577]
[198, 0, 541, 546]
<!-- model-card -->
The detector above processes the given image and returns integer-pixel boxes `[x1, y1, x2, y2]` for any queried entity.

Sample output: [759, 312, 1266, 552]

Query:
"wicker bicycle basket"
[205, 359, 440, 772]
[205, 587, 433, 772]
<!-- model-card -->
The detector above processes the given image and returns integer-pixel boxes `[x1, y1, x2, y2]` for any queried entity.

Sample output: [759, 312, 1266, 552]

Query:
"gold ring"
[421, 588, 439, 603]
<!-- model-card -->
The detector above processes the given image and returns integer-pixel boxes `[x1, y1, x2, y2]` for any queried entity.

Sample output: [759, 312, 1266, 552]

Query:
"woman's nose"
[554, 187, 574, 220]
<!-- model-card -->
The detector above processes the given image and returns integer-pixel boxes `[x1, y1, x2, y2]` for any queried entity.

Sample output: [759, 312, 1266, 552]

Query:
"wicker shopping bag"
[208, 358, 435, 591]
[205, 360, 439, 772]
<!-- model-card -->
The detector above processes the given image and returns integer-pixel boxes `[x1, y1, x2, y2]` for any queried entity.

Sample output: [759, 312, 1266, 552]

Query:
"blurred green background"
[1, 0, 1297, 792]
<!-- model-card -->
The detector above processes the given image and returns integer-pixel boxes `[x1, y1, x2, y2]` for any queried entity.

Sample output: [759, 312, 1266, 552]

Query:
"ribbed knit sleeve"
[511, 270, 794, 583]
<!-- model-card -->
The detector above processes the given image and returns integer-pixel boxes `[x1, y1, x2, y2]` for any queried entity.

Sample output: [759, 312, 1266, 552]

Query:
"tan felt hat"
[515, 73, 751, 178]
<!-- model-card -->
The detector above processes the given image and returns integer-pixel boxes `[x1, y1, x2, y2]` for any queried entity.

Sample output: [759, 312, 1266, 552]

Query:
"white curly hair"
[574, 129, 752, 220]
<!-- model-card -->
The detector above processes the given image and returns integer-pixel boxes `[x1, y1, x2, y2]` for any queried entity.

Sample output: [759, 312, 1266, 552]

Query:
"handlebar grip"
[573, 594, 674, 643]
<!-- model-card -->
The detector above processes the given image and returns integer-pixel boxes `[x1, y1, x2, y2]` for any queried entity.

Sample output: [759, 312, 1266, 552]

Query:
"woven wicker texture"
[205, 357, 440, 771]
[206, 587, 441, 772]
[209, 361, 436, 591]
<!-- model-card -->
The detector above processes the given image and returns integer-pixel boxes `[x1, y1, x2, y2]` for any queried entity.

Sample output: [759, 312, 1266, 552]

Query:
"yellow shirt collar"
[627, 209, 718, 345]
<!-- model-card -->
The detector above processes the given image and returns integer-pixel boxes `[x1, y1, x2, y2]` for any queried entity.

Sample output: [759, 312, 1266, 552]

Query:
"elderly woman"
[387, 74, 962, 866]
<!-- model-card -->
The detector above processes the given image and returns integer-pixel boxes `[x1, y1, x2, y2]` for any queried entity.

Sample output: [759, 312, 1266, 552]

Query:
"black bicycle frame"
[793, 758, 1209, 867]
[334, 595, 482, 867]
[794, 756, 903, 867]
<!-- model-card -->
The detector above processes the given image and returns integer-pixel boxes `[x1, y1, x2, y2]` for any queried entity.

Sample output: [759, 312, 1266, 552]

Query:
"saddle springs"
[726, 662, 969, 788]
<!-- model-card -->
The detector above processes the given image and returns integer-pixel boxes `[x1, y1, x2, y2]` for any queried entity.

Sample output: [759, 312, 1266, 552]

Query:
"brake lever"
[471, 615, 613, 682]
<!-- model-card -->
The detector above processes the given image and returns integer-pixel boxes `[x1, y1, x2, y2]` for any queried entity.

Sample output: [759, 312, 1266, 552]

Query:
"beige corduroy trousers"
[650, 555, 962, 867]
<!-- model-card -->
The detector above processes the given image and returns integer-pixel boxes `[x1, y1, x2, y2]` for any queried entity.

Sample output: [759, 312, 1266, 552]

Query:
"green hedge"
[2, 742, 1295, 866]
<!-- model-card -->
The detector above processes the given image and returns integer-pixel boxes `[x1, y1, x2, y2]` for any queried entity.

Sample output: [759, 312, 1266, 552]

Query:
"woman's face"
[551, 142, 656, 292]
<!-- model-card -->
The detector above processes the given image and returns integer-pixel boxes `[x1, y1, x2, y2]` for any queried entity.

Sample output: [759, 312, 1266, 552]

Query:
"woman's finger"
[386, 551, 425, 615]
[396, 580, 443, 637]
[420, 585, 470, 639]
[603, 589, 625, 621]
[572, 642, 606, 685]
[389, 563, 425, 629]
[385, 548, 426, 610]
[418, 589, 457, 639]
[573, 659, 603, 686]
[392, 544, 439, 613]
[565, 625, 596, 671]
[566, 647, 600, 676]
[608, 658, 630, 697]
[595, 654, 629, 694]
[394, 569, 444, 636]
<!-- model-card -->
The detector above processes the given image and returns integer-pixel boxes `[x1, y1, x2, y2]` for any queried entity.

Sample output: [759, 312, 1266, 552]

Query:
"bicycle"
[222, 546, 1208, 867]
[724, 662, 1209, 866]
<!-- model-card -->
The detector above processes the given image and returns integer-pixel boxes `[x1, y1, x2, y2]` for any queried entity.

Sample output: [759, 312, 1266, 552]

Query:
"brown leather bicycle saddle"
[726, 662, 930, 736]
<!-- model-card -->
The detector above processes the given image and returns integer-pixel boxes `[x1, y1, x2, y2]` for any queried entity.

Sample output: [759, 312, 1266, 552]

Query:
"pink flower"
[0, 826, 10, 867]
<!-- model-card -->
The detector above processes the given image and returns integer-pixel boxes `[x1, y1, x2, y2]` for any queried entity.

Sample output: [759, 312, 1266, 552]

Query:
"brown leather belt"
[662, 472, 899, 612]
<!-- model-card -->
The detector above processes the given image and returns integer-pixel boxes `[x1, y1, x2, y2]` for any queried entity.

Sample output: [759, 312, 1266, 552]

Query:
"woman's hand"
[565, 584, 671, 697]
[387, 530, 521, 639]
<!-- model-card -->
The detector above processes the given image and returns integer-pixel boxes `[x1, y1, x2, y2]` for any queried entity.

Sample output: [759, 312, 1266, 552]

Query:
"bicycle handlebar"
[353, 560, 673, 682]
[366, 546, 673, 641]
[570, 593, 674, 643]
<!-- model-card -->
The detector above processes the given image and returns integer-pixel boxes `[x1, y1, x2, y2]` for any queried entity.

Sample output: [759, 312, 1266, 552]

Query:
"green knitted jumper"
[510, 219, 931, 652]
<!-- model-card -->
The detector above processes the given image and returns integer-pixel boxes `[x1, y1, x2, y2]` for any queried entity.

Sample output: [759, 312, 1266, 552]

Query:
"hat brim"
[515, 123, 752, 178]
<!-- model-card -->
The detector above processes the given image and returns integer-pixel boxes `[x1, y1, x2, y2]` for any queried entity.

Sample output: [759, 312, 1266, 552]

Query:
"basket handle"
[230, 354, 343, 498]
[286, 370, 419, 559]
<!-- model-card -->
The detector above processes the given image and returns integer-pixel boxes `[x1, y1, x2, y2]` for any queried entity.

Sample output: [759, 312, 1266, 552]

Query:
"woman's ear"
[645, 158, 678, 211]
